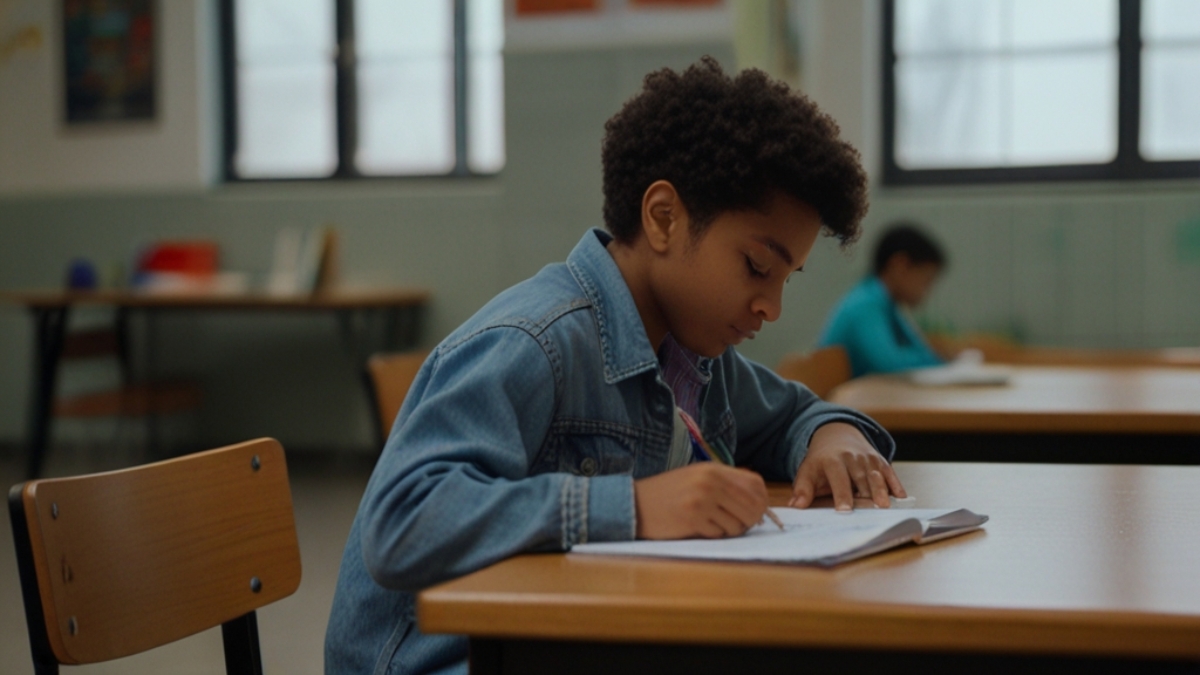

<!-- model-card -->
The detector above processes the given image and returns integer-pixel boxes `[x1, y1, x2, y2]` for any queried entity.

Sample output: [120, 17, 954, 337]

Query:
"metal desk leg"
[25, 306, 69, 479]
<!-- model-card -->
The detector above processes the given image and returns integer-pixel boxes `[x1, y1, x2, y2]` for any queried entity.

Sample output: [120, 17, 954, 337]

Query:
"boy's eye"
[745, 255, 769, 278]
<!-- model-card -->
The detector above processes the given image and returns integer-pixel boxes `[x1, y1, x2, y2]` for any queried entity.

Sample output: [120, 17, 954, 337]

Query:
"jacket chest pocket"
[531, 419, 642, 477]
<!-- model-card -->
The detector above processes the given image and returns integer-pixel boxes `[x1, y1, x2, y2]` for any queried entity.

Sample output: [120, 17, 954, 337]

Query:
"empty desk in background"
[828, 365, 1200, 464]
[418, 462, 1200, 674]
[0, 287, 431, 478]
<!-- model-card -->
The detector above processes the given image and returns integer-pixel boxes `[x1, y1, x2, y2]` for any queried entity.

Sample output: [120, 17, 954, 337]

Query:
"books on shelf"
[267, 226, 339, 296]
[570, 507, 988, 567]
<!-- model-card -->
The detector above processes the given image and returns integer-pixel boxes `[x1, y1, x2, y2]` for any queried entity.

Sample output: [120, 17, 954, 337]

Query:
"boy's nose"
[751, 289, 782, 323]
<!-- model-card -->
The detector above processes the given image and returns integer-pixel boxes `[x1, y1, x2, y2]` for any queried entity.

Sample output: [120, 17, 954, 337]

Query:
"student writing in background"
[817, 223, 947, 377]
[325, 57, 904, 675]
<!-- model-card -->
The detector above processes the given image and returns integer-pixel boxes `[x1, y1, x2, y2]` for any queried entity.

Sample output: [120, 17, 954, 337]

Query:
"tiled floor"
[2, 446, 372, 674]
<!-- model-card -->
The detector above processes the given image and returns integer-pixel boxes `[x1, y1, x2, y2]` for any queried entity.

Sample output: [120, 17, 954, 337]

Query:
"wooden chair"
[365, 350, 429, 445]
[8, 438, 302, 675]
[775, 346, 852, 398]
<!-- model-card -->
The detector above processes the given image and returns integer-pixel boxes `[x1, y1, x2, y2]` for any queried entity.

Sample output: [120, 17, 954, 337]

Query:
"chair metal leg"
[221, 611, 264, 675]
[9, 485, 61, 675]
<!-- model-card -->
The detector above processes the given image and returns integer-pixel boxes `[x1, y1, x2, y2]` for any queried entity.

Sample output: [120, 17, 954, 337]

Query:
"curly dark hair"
[601, 56, 868, 247]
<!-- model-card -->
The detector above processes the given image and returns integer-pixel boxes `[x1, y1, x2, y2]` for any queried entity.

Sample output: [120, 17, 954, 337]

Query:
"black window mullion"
[453, 0, 469, 176]
[881, 0, 901, 185]
[220, 0, 238, 182]
[335, 0, 358, 178]
[1116, 0, 1142, 178]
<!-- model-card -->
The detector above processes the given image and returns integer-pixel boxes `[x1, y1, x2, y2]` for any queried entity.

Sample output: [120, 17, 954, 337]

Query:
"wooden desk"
[419, 463, 1200, 673]
[984, 346, 1200, 368]
[828, 366, 1200, 464]
[0, 287, 430, 478]
[927, 334, 1200, 368]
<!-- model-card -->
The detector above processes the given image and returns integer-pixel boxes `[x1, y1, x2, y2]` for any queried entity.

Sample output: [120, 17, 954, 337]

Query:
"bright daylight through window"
[226, 0, 504, 180]
[886, 0, 1200, 184]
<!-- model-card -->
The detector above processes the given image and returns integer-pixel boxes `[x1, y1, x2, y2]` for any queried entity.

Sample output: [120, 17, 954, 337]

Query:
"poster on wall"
[62, 0, 156, 124]
[515, 0, 598, 15]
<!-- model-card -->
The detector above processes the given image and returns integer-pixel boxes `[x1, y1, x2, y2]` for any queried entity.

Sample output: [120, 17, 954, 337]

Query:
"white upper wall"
[0, 0, 213, 195]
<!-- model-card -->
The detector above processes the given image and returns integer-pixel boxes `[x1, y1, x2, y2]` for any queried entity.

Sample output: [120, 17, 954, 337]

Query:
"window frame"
[881, 0, 1200, 186]
[220, 0, 488, 182]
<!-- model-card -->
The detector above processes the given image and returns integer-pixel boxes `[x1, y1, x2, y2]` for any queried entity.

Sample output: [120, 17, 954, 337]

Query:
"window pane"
[1142, 49, 1200, 160]
[1141, 0, 1200, 160]
[234, 0, 337, 178]
[1144, 0, 1200, 41]
[357, 60, 455, 174]
[1009, 0, 1116, 49]
[468, 0, 505, 173]
[896, 59, 1005, 168]
[894, 0, 1117, 170]
[355, 0, 455, 175]
[1010, 53, 1116, 164]
[898, 0, 1116, 54]
[236, 0, 333, 62]
[896, 0, 1003, 55]
[237, 66, 338, 177]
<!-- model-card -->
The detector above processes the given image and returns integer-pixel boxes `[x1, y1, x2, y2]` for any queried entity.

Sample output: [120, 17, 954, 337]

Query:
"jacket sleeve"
[720, 351, 896, 482]
[358, 325, 635, 592]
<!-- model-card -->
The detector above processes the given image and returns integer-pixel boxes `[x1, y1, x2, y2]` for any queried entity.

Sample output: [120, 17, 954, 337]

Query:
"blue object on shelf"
[66, 258, 98, 290]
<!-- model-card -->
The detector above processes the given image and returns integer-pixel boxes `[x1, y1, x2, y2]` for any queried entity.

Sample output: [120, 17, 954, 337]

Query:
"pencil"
[679, 411, 785, 531]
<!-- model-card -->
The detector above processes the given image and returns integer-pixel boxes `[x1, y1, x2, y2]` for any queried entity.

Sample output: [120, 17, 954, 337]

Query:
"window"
[882, 0, 1200, 185]
[221, 0, 504, 180]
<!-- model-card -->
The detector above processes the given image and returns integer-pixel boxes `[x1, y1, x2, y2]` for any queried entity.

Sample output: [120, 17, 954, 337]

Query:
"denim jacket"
[325, 228, 894, 675]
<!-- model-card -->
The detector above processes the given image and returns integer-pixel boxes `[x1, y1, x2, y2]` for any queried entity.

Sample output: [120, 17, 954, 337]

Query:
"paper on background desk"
[570, 508, 988, 567]
[906, 348, 1012, 386]
[906, 363, 1012, 387]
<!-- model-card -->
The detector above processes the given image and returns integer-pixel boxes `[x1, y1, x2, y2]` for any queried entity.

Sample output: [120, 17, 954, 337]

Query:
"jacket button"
[580, 457, 598, 476]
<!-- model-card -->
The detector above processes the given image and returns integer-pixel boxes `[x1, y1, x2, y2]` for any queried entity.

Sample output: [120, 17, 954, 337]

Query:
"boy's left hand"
[788, 422, 905, 511]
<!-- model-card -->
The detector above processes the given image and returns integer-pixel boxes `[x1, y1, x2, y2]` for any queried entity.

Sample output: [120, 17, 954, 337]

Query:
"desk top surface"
[419, 462, 1200, 659]
[0, 287, 431, 310]
[827, 365, 1200, 433]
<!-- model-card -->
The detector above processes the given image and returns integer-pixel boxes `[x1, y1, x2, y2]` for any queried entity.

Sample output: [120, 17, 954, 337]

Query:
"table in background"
[0, 287, 430, 478]
[419, 462, 1200, 674]
[827, 365, 1200, 464]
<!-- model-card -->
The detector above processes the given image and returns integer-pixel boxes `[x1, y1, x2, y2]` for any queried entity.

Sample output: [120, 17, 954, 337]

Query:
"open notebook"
[570, 507, 988, 567]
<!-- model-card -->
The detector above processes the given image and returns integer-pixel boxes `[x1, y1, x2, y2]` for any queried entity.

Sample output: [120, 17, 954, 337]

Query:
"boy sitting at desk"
[325, 57, 905, 675]
[817, 223, 947, 377]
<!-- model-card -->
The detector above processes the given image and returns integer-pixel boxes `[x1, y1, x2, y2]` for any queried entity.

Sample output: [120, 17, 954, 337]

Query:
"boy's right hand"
[633, 463, 769, 539]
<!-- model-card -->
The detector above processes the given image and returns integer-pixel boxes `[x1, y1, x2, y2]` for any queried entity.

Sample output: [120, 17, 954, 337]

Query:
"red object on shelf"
[137, 241, 219, 276]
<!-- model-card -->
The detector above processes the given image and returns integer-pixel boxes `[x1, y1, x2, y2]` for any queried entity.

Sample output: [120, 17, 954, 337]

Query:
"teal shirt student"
[817, 276, 942, 378]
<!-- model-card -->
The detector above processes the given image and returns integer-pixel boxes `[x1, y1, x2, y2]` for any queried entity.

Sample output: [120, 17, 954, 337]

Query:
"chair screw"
[51, 503, 59, 519]
[251, 455, 261, 471]
[68, 617, 78, 635]
[250, 576, 262, 593]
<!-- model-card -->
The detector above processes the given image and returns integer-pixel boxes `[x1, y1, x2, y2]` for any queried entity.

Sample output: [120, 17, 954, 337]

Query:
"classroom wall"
[1, 1, 1197, 455]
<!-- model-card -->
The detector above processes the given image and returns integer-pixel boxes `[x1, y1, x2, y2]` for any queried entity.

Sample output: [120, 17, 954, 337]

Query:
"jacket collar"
[567, 229, 661, 384]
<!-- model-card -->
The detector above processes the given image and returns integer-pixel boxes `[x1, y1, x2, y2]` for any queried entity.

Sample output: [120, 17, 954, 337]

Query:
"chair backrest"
[8, 438, 301, 675]
[365, 350, 428, 443]
[775, 346, 852, 398]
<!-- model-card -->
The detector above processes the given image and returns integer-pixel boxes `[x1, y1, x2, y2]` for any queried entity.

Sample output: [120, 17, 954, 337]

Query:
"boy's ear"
[641, 180, 687, 254]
